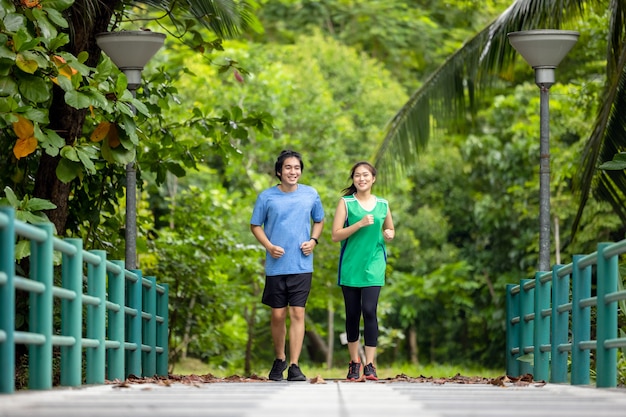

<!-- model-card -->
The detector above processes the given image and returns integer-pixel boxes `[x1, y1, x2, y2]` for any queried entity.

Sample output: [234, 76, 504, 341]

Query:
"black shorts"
[262, 273, 313, 308]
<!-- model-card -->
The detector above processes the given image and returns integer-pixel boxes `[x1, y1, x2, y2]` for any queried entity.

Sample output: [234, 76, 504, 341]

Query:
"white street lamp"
[507, 29, 578, 272]
[96, 30, 166, 270]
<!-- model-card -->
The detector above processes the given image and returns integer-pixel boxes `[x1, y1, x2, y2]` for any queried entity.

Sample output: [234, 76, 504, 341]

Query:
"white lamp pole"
[507, 29, 578, 272]
[96, 30, 166, 270]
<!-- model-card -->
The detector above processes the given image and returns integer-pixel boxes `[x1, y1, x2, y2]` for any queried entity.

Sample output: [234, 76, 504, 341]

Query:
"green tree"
[0, 0, 261, 237]
[374, 0, 626, 241]
[137, 29, 410, 370]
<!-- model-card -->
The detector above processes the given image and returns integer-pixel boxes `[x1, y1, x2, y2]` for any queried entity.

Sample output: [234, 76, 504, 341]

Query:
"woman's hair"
[341, 161, 377, 196]
[274, 149, 304, 179]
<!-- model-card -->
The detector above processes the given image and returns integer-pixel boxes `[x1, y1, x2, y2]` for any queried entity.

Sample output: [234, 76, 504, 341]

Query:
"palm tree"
[30, 0, 260, 234]
[374, 0, 626, 238]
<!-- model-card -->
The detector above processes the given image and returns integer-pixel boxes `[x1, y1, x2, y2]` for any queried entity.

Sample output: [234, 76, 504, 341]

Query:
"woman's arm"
[331, 199, 373, 242]
[382, 208, 395, 241]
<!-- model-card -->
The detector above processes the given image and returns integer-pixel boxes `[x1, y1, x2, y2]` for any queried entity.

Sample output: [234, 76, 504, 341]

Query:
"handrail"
[506, 240, 626, 388]
[0, 207, 169, 394]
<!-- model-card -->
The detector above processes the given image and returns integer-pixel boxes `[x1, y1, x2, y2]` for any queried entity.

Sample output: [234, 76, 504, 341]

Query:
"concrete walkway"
[2, 379, 626, 417]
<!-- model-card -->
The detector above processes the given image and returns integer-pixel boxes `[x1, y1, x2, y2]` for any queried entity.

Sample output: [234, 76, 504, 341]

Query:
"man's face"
[279, 156, 302, 186]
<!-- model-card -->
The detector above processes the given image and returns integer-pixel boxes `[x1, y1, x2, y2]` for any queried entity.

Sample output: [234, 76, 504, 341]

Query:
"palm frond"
[571, 0, 626, 236]
[373, 0, 585, 182]
[135, 0, 259, 39]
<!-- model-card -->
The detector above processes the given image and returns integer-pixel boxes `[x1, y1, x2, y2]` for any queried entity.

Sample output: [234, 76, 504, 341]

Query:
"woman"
[331, 161, 395, 381]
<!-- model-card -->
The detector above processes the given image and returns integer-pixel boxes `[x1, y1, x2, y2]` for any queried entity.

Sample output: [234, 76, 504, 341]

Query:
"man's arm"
[251, 224, 285, 259]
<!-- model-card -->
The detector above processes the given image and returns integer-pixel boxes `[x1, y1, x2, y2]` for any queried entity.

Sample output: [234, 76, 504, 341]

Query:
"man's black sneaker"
[364, 363, 378, 381]
[269, 359, 287, 381]
[346, 360, 361, 380]
[287, 364, 306, 381]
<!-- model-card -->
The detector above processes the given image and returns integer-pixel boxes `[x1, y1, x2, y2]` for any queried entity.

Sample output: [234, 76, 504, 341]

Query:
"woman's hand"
[359, 214, 374, 227]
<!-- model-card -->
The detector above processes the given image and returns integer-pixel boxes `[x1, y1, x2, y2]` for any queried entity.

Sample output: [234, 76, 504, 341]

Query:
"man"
[250, 150, 325, 381]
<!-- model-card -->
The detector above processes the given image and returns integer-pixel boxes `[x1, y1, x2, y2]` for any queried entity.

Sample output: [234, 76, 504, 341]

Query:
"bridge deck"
[2, 380, 626, 417]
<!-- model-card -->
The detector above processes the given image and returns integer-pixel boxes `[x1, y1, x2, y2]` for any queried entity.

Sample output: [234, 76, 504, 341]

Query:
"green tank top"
[337, 194, 389, 287]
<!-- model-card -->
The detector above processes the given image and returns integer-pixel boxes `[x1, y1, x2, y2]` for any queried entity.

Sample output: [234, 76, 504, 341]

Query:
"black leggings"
[341, 286, 381, 347]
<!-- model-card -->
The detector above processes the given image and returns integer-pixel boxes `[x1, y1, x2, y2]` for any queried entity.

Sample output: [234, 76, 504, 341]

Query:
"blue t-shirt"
[251, 184, 325, 276]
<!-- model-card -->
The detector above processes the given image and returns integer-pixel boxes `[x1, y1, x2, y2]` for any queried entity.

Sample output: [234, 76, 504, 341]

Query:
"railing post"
[519, 278, 534, 376]
[596, 242, 617, 388]
[550, 264, 568, 383]
[142, 276, 157, 377]
[126, 269, 143, 377]
[29, 223, 54, 390]
[61, 239, 83, 387]
[534, 271, 551, 381]
[86, 250, 107, 384]
[571, 254, 590, 385]
[0, 208, 16, 394]
[107, 260, 126, 381]
[156, 283, 169, 377]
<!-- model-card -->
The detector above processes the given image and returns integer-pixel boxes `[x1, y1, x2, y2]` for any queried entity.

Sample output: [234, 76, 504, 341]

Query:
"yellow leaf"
[107, 124, 121, 148]
[15, 53, 38, 74]
[12, 115, 34, 139]
[91, 121, 111, 142]
[51, 55, 67, 66]
[52, 55, 78, 79]
[13, 136, 38, 159]
[20, 0, 41, 8]
[59, 65, 77, 79]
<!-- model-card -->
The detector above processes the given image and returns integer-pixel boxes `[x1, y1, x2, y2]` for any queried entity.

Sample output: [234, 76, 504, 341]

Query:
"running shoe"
[364, 363, 378, 380]
[346, 360, 361, 380]
[287, 364, 307, 381]
[269, 358, 287, 381]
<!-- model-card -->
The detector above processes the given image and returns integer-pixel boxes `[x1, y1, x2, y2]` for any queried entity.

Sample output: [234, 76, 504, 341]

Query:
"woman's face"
[353, 165, 375, 191]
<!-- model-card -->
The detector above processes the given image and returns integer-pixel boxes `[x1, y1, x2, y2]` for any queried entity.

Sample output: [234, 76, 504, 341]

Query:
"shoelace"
[349, 361, 361, 376]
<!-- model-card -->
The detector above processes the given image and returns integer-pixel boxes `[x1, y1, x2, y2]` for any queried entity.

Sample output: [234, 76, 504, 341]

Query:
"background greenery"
[2, 0, 625, 380]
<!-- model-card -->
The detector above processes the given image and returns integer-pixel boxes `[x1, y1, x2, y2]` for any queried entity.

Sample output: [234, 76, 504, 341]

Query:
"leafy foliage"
[4, 0, 626, 380]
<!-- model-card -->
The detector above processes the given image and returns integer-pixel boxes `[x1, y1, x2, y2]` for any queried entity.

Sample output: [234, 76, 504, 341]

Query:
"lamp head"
[96, 30, 166, 90]
[507, 30, 579, 68]
[508, 29, 579, 88]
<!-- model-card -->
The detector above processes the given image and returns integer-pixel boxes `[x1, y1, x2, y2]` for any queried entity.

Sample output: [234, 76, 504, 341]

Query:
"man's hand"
[300, 240, 316, 256]
[268, 245, 285, 259]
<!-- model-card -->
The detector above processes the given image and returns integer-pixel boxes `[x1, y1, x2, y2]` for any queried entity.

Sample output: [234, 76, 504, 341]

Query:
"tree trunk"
[304, 314, 328, 363]
[34, 1, 119, 235]
[244, 280, 260, 375]
[430, 329, 436, 363]
[326, 300, 334, 369]
[305, 329, 328, 363]
[181, 296, 196, 360]
[408, 325, 419, 365]
[14, 0, 122, 382]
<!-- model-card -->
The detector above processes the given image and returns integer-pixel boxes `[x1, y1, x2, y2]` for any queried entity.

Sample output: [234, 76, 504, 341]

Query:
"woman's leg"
[361, 286, 381, 364]
[342, 286, 362, 362]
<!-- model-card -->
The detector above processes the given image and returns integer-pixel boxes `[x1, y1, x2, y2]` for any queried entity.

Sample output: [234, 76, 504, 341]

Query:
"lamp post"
[507, 29, 578, 272]
[96, 30, 166, 270]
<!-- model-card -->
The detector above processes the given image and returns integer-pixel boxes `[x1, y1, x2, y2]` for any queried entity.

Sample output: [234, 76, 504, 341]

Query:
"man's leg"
[288, 306, 305, 364]
[271, 307, 287, 359]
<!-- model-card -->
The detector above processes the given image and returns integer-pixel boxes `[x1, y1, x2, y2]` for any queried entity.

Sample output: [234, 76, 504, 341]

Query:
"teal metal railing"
[0, 207, 169, 394]
[506, 240, 626, 388]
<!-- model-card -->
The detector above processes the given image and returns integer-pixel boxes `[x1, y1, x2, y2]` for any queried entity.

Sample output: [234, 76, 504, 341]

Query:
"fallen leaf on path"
[106, 372, 547, 388]
[310, 375, 326, 384]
